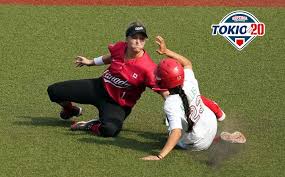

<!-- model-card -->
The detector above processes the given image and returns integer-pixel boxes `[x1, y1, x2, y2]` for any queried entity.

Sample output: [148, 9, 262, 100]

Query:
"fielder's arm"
[156, 36, 192, 70]
[75, 54, 112, 67]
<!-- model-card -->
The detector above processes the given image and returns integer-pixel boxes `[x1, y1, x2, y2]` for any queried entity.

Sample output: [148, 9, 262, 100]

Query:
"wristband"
[93, 56, 104, 65]
[156, 154, 163, 160]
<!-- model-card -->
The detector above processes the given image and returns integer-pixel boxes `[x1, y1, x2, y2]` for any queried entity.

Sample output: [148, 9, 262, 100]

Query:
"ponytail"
[169, 86, 194, 132]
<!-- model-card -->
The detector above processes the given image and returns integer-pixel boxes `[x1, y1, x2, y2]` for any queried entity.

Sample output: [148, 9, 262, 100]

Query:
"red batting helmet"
[156, 58, 184, 89]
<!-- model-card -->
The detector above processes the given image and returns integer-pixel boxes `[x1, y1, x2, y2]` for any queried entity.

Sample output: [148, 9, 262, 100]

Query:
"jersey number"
[120, 91, 126, 99]
[189, 95, 204, 123]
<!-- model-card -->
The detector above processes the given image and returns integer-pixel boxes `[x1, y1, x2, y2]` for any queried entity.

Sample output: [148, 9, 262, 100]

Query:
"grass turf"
[0, 5, 284, 177]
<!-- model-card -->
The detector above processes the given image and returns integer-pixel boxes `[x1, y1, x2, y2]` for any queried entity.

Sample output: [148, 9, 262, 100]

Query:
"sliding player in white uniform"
[142, 36, 246, 160]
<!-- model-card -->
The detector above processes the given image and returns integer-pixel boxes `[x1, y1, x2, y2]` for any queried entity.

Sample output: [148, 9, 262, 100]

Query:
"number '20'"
[251, 23, 265, 36]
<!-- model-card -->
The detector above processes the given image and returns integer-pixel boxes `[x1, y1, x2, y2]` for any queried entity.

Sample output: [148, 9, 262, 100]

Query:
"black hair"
[169, 86, 194, 132]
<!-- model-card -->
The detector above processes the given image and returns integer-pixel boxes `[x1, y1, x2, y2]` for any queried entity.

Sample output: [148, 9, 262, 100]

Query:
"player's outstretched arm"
[75, 54, 112, 67]
[155, 36, 192, 70]
[141, 128, 182, 160]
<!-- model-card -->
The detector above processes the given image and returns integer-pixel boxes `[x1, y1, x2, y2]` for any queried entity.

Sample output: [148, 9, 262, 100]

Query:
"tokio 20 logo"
[211, 10, 265, 51]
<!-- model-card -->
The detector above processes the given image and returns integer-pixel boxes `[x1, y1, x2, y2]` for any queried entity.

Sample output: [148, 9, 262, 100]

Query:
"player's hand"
[75, 56, 93, 67]
[155, 36, 168, 55]
[140, 155, 162, 161]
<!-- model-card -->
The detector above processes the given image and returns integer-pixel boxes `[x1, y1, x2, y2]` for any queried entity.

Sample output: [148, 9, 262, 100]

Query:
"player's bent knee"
[100, 122, 122, 137]
[47, 84, 59, 102]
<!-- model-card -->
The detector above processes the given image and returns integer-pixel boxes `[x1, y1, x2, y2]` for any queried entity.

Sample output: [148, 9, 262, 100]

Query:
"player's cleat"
[70, 121, 88, 131]
[70, 119, 100, 131]
[90, 123, 101, 136]
[60, 106, 82, 120]
[217, 111, 226, 122]
[220, 131, 246, 144]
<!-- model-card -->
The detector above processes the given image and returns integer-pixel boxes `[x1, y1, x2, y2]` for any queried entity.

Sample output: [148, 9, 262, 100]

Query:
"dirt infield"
[0, 0, 284, 7]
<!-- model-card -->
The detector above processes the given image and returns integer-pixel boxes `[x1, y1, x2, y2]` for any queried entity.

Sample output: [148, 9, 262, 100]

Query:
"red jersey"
[102, 41, 157, 107]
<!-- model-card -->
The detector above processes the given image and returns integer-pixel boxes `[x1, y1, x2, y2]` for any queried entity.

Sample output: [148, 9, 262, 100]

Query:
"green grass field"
[0, 5, 284, 177]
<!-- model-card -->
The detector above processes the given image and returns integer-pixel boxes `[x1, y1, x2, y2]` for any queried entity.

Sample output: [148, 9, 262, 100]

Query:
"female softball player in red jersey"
[47, 21, 162, 137]
[142, 36, 246, 160]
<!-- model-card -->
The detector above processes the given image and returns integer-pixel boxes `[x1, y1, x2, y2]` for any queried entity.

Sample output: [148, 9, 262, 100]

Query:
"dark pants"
[47, 77, 132, 137]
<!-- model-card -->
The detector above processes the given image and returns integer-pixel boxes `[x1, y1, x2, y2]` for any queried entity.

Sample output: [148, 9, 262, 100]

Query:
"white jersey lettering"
[103, 70, 131, 88]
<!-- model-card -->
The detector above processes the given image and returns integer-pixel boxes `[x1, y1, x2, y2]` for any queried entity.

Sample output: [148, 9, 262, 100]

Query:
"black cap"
[125, 25, 148, 38]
